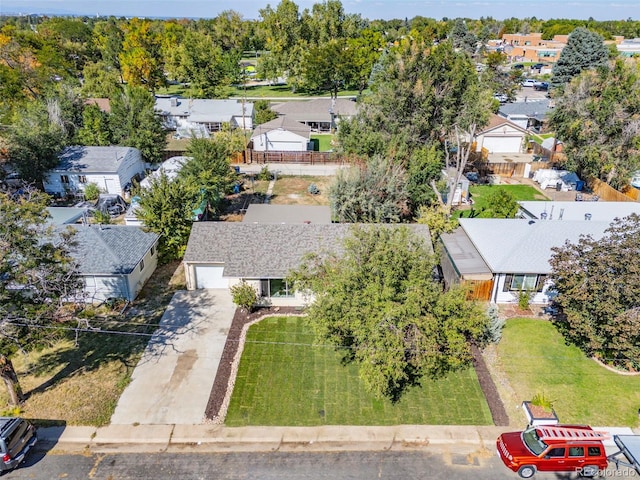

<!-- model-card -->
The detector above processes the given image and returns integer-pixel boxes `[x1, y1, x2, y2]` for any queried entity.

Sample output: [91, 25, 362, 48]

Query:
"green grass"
[310, 134, 334, 152]
[498, 318, 640, 427]
[225, 316, 492, 426]
[454, 184, 549, 218]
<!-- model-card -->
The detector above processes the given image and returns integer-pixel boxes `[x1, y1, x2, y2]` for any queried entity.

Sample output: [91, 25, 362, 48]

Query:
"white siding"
[251, 130, 309, 152]
[479, 135, 524, 153]
[491, 273, 554, 304]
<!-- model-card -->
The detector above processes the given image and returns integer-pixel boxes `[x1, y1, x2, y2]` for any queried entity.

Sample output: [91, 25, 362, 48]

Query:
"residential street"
[5, 449, 521, 480]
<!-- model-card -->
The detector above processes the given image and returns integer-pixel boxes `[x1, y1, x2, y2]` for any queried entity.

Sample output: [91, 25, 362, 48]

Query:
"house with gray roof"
[43, 146, 145, 197]
[517, 201, 640, 222]
[154, 97, 253, 136]
[250, 116, 311, 152]
[183, 222, 431, 306]
[440, 217, 611, 304]
[67, 224, 160, 302]
[270, 98, 358, 132]
[498, 99, 551, 132]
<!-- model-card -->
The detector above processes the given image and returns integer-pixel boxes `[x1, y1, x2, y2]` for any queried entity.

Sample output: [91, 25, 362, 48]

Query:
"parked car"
[533, 82, 549, 91]
[0, 417, 37, 474]
[497, 424, 608, 478]
[493, 93, 509, 103]
[532, 63, 547, 70]
[513, 64, 525, 70]
[521, 79, 536, 87]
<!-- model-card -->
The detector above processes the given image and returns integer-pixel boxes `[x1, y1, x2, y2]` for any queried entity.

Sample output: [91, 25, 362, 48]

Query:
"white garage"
[193, 264, 229, 289]
[480, 135, 524, 153]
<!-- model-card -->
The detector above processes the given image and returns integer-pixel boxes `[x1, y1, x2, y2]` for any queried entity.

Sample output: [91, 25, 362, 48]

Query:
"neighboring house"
[67, 224, 160, 302]
[183, 222, 431, 306]
[475, 114, 528, 154]
[616, 38, 640, 57]
[250, 116, 312, 152]
[46, 207, 88, 225]
[44, 146, 145, 197]
[270, 98, 358, 132]
[242, 204, 332, 224]
[498, 99, 551, 132]
[440, 217, 613, 304]
[139, 156, 188, 190]
[154, 97, 254, 136]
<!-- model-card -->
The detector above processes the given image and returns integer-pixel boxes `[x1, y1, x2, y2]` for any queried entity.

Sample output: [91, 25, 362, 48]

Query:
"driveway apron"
[110, 289, 235, 425]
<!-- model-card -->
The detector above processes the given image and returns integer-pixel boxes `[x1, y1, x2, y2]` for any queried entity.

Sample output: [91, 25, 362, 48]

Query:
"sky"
[1, 0, 639, 21]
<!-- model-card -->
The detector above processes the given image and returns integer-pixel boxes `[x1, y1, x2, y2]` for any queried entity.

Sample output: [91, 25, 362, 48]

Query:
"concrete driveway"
[110, 289, 235, 425]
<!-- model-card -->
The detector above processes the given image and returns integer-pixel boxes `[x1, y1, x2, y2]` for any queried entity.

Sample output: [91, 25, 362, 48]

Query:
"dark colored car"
[513, 64, 525, 69]
[0, 417, 37, 474]
[532, 63, 547, 70]
[534, 82, 549, 91]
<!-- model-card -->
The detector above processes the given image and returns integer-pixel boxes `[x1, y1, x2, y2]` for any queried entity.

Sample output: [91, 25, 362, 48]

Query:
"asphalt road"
[4, 449, 521, 480]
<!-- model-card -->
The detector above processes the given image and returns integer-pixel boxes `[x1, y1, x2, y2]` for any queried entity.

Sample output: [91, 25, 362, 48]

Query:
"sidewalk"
[37, 424, 636, 454]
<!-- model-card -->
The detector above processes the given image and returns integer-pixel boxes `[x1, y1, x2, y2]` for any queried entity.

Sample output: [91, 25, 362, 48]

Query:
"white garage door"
[194, 265, 228, 289]
[482, 136, 523, 153]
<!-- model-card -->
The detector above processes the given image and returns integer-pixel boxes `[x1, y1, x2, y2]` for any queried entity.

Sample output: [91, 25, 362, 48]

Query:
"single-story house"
[498, 99, 551, 132]
[139, 156, 188, 190]
[44, 146, 145, 197]
[67, 224, 160, 302]
[475, 114, 528, 154]
[250, 116, 312, 152]
[270, 98, 358, 132]
[242, 204, 332, 224]
[440, 217, 611, 304]
[183, 222, 431, 306]
[154, 97, 254, 135]
[517, 201, 640, 222]
[46, 207, 88, 225]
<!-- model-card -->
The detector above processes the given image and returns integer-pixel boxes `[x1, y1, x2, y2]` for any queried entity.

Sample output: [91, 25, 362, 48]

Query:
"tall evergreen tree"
[550, 27, 609, 88]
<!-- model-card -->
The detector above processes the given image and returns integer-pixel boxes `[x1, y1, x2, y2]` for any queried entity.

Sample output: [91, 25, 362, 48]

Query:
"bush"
[230, 281, 258, 312]
[258, 166, 272, 181]
[518, 290, 532, 310]
[84, 183, 101, 201]
[308, 183, 319, 195]
[483, 304, 505, 344]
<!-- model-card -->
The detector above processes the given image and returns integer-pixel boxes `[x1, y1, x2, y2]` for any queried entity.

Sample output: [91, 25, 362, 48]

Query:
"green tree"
[483, 188, 518, 218]
[119, 18, 165, 92]
[76, 103, 111, 146]
[329, 156, 410, 223]
[181, 137, 238, 216]
[253, 100, 278, 126]
[345, 29, 384, 95]
[550, 27, 609, 88]
[407, 143, 444, 209]
[80, 60, 122, 98]
[416, 204, 458, 244]
[176, 29, 230, 98]
[548, 58, 640, 189]
[135, 172, 196, 263]
[549, 213, 640, 371]
[0, 189, 82, 405]
[302, 39, 351, 99]
[449, 18, 478, 55]
[109, 85, 166, 164]
[289, 225, 488, 401]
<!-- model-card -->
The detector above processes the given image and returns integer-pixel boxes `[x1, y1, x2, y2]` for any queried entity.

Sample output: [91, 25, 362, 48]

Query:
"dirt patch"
[270, 176, 331, 206]
[472, 344, 510, 426]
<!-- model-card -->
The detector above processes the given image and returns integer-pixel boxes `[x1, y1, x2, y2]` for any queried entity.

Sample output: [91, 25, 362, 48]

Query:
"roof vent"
[170, 97, 178, 107]
[585, 213, 592, 221]
[540, 212, 547, 220]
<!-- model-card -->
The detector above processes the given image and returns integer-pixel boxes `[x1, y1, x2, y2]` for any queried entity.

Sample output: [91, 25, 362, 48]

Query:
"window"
[503, 274, 547, 292]
[60, 175, 70, 184]
[150, 246, 155, 256]
[569, 447, 584, 457]
[139, 259, 145, 272]
[588, 446, 602, 457]
[260, 279, 294, 297]
[547, 447, 565, 458]
[78, 175, 87, 184]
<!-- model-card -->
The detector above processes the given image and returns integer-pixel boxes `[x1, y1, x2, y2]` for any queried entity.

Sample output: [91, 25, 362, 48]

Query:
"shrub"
[483, 304, 505, 344]
[258, 166, 272, 181]
[518, 289, 532, 310]
[308, 183, 319, 195]
[531, 392, 554, 410]
[230, 281, 258, 312]
[83, 183, 101, 201]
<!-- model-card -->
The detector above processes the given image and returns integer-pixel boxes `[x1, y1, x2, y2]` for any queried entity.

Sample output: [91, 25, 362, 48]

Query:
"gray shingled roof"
[498, 99, 551, 122]
[55, 146, 139, 173]
[458, 218, 610, 274]
[271, 98, 359, 123]
[251, 116, 311, 139]
[155, 97, 253, 123]
[183, 222, 431, 278]
[242, 205, 332, 224]
[67, 225, 159, 275]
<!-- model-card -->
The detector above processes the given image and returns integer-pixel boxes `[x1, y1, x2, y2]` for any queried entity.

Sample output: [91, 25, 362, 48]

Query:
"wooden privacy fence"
[590, 178, 639, 202]
[243, 149, 344, 165]
[473, 159, 552, 178]
[464, 279, 494, 302]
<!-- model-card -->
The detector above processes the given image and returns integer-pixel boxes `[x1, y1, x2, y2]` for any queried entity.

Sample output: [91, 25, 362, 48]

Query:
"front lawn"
[498, 318, 640, 427]
[455, 184, 548, 218]
[225, 316, 492, 426]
